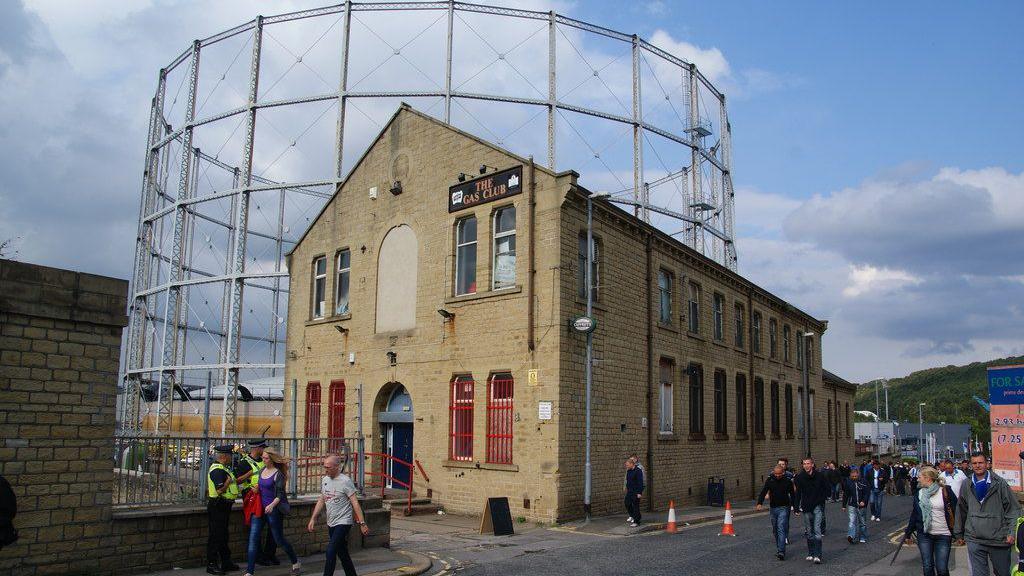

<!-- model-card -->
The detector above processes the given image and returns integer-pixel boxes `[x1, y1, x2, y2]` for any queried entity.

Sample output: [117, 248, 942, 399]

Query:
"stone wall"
[0, 259, 387, 575]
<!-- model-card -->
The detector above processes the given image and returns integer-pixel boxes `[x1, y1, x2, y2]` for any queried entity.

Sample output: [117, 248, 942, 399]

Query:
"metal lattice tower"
[121, 0, 739, 434]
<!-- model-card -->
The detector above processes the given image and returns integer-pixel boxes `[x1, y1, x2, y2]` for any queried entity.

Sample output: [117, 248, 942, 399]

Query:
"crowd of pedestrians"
[204, 440, 368, 576]
[750, 452, 1022, 575]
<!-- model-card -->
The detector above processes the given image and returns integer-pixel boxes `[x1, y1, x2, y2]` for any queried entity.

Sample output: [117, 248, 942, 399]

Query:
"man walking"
[909, 462, 920, 494]
[624, 458, 644, 527]
[865, 459, 889, 521]
[308, 454, 369, 576]
[793, 457, 829, 565]
[941, 459, 968, 499]
[207, 445, 240, 575]
[756, 464, 795, 560]
[953, 452, 1020, 576]
[841, 467, 869, 544]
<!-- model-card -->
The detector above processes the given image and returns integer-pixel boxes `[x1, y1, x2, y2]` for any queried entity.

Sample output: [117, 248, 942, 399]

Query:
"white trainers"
[813, 557, 822, 564]
[626, 517, 634, 523]
[859, 538, 866, 543]
[805, 556, 814, 561]
[629, 522, 639, 527]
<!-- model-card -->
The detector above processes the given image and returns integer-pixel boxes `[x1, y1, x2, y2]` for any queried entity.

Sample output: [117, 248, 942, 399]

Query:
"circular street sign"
[572, 316, 597, 333]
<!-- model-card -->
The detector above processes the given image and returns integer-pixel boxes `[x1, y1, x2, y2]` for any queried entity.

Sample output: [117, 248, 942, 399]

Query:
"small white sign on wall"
[538, 401, 553, 421]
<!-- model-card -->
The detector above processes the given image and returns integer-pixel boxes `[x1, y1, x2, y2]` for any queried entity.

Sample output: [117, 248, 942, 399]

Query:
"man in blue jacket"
[624, 458, 644, 527]
[865, 459, 890, 521]
[841, 466, 870, 544]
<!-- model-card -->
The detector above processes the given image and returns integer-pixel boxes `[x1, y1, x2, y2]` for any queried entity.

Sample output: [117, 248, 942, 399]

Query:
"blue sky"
[1, 0, 1022, 382]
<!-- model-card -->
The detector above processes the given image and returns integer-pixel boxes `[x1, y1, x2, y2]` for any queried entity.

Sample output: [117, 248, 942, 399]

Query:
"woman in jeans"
[904, 466, 957, 576]
[246, 448, 300, 576]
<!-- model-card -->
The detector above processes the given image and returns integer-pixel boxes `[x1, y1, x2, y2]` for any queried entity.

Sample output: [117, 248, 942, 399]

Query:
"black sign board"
[479, 496, 515, 536]
[448, 166, 522, 213]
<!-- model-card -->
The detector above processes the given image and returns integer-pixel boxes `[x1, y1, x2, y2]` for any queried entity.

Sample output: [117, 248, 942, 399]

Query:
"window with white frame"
[659, 358, 674, 433]
[335, 249, 350, 315]
[658, 270, 673, 325]
[688, 282, 701, 333]
[455, 216, 477, 295]
[492, 206, 516, 290]
[713, 293, 724, 341]
[312, 256, 326, 319]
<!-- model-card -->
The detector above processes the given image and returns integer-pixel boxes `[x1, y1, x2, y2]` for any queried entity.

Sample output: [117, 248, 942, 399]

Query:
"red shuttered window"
[449, 375, 474, 461]
[486, 373, 514, 464]
[328, 380, 345, 451]
[304, 382, 321, 452]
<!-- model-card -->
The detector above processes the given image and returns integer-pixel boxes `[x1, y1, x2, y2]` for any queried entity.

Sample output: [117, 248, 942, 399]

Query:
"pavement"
[145, 547, 432, 576]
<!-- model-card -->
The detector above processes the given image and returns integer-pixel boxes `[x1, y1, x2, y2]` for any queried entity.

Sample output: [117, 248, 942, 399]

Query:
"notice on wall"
[989, 364, 1024, 491]
[538, 401, 553, 421]
[527, 369, 538, 386]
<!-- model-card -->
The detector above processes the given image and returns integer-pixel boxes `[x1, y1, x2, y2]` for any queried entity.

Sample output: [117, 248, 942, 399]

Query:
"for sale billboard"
[989, 364, 1024, 491]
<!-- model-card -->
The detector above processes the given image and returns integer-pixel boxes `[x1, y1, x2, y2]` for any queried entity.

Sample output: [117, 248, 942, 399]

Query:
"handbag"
[243, 487, 263, 526]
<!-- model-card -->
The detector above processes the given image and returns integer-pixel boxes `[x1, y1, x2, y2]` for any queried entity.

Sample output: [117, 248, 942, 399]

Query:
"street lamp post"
[583, 190, 608, 520]
[874, 381, 881, 458]
[883, 380, 890, 421]
[940, 421, 946, 459]
[919, 403, 926, 463]
[801, 332, 814, 459]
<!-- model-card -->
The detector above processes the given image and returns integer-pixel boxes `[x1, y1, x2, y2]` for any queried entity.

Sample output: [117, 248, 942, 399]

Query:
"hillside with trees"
[853, 356, 1024, 438]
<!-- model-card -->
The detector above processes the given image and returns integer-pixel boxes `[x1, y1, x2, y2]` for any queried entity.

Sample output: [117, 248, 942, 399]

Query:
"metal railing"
[112, 434, 363, 509]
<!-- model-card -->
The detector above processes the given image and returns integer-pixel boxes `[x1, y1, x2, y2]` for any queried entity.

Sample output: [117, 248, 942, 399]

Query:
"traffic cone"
[666, 500, 677, 534]
[719, 500, 736, 536]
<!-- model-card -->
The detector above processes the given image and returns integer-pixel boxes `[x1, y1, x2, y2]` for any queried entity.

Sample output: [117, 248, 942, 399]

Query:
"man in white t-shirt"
[308, 454, 369, 576]
[941, 459, 968, 498]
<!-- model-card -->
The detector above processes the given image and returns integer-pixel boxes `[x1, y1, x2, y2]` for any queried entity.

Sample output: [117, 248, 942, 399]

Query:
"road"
[448, 496, 915, 576]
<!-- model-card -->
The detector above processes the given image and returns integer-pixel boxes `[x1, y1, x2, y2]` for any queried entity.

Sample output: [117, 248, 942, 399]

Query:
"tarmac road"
[454, 496, 915, 576]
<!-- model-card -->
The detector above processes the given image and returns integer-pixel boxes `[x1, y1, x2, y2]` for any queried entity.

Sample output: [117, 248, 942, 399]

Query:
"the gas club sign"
[448, 166, 522, 213]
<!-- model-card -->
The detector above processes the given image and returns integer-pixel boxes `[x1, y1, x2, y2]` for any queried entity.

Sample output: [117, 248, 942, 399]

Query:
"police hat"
[214, 444, 234, 454]
[247, 439, 268, 448]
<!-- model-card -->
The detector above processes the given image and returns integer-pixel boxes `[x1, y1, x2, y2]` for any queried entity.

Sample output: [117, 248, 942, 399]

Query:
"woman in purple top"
[245, 448, 300, 576]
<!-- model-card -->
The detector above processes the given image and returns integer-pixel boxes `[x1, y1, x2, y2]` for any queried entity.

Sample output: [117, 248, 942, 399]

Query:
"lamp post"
[874, 380, 882, 458]
[918, 403, 926, 462]
[801, 331, 814, 458]
[893, 421, 901, 458]
[940, 421, 946, 459]
[883, 380, 890, 421]
[583, 190, 609, 520]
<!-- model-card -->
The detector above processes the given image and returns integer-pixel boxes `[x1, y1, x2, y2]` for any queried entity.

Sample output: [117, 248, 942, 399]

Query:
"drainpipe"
[645, 231, 654, 511]
[527, 157, 536, 353]
[747, 287, 756, 499]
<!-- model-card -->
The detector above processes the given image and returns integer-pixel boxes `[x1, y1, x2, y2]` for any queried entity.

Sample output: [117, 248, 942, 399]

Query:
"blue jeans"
[247, 511, 297, 574]
[870, 489, 885, 518]
[801, 505, 824, 558]
[916, 533, 952, 576]
[769, 507, 790, 554]
[324, 524, 357, 576]
[847, 505, 867, 541]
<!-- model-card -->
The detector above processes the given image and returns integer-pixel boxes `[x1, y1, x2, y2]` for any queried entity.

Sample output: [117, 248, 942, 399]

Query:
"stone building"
[283, 104, 856, 523]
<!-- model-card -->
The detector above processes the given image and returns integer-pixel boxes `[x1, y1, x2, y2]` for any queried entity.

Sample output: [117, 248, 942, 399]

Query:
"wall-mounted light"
[479, 164, 498, 175]
[437, 308, 455, 320]
[457, 173, 467, 182]
[386, 351, 397, 366]
[389, 180, 402, 195]
[334, 325, 349, 334]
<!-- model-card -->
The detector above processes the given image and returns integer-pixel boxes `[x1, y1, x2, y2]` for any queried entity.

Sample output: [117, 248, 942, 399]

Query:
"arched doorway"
[378, 383, 413, 488]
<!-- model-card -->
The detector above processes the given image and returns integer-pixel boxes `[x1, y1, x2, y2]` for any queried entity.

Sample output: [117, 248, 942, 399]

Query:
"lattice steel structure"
[122, 0, 737, 435]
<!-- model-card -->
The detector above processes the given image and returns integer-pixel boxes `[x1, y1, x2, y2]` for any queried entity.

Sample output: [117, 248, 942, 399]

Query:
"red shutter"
[304, 382, 321, 452]
[449, 376, 474, 461]
[486, 374, 514, 464]
[328, 380, 345, 451]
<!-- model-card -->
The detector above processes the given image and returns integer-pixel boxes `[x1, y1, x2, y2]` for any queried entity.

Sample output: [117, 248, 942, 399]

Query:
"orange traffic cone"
[666, 500, 677, 534]
[719, 500, 736, 536]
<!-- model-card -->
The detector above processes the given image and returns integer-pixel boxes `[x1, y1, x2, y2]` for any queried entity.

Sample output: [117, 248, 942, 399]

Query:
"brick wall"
[1, 259, 128, 575]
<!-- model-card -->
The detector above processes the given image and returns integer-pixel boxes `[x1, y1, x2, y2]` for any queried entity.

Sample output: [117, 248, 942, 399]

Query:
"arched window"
[486, 373, 514, 464]
[376, 225, 418, 332]
[492, 206, 516, 290]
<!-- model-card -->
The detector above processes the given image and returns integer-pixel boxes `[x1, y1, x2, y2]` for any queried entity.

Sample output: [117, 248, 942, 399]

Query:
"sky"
[1, 0, 1022, 382]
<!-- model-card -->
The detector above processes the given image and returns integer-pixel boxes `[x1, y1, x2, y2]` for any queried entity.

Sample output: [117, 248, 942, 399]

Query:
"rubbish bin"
[707, 476, 725, 507]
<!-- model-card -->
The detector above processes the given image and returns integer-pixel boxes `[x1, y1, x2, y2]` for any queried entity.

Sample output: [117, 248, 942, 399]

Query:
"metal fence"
[112, 435, 363, 509]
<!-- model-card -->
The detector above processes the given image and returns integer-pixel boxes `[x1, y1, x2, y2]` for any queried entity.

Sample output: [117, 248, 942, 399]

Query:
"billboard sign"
[989, 365, 1024, 491]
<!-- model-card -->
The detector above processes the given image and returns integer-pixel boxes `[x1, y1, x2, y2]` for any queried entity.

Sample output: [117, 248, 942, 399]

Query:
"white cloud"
[842, 265, 920, 298]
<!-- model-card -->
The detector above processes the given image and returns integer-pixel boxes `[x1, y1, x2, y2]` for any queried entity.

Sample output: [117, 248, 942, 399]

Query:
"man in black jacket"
[865, 459, 890, 521]
[624, 458, 644, 527]
[756, 464, 795, 560]
[793, 457, 830, 564]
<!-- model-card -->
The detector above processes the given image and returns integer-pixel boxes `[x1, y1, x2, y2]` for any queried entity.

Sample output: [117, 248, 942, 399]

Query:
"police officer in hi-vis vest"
[207, 445, 240, 575]
[235, 438, 277, 565]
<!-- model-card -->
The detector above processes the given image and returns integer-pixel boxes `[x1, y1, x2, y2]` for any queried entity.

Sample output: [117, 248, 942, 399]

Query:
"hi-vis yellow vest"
[208, 462, 240, 500]
[1013, 516, 1024, 576]
[241, 455, 264, 491]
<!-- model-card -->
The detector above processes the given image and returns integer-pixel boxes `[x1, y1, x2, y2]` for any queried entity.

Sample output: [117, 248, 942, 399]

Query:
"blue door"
[388, 424, 413, 487]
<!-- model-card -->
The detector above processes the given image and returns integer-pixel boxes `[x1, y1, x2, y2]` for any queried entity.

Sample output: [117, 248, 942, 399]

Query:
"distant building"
[855, 421, 972, 460]
[283, 105, 856, 522]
